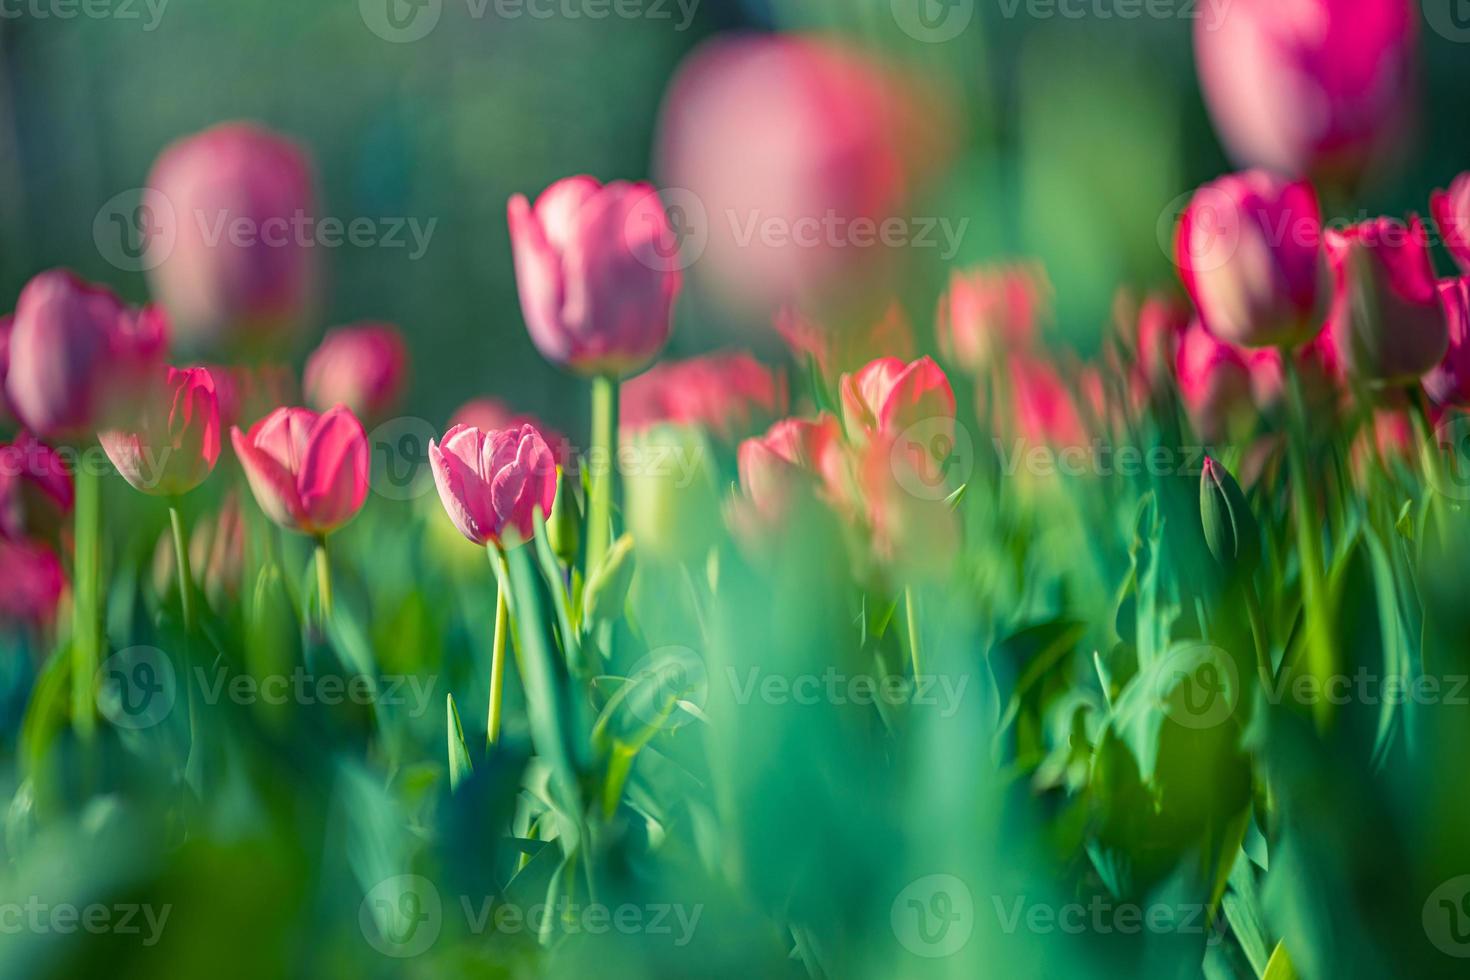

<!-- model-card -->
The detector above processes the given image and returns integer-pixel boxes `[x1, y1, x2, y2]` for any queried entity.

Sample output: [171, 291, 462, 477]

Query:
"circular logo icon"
[624, 646, 708, 731]
[1157, 184, 1245, 276]
[95, 646, 177, 730]
[1424, 0, 1470, 43]
[891, 873, 974, 958]
[1153, 643, 1239, 730]
[891, 418, 974, 501]
[891, 0, 974, 43]
[93, 188, 175, 273]
[1431, 414, 1470, 501]
[360, 0, 441, 43]
[360, 874, 443, 958]
[625, 186, 708, 274]
[368, 416, 439, 501]
[1424, 875, 1470, 957]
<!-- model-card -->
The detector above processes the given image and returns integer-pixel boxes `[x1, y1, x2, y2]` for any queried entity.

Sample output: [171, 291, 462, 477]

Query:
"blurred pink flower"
[101, 367, 221, 497]
[1008, 354, 1090, 449]
[936, 263, 1051, 375]
[0, 537, 65, 626]
[839, 356, 955, 447]
[775, 303, 915, 379]
[1176, 170, 1327, 349]
[622, 352, 786, 441]
[5, 270, 167, 438]
[450, 398, 571, 466]
[429, 423, 558, 549]
[1194, 0, 1417, 185]
[737, 413, 848, 521]
[304, 323, 409, 424]
[1175, 320, 1254, 442]
[1432, 174, 1470, 275]
[0, 314, 14, 427]
[0, 431, 74, 543]
[507, 176, 681, 377]
[859, 438, 958, 581]
[1426, 277, 1470, 407]
[145, 122, 318, 354]
[231, 405, 369, 536]
[1326, 216, 1448, 384]
[1117, 291, 1190, 401]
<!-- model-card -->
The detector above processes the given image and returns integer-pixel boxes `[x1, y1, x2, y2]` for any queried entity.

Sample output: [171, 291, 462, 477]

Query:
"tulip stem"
[1282, 359, 1334, 727]
[314, 537, 334, 626]
[1242, 578, 1273, 688]
[488, 547, 510, 749]
[170, 502, 203, 792]
[71, 462, 101, 739]
[1409, 386, 1446, 497]
[905, 585, 923, 679]
[586, 374, 618, 576]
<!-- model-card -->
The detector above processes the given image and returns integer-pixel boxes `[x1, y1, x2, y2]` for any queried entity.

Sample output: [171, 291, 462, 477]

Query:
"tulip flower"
[231, 405, 369, 538]
[1194, 0, 1417, 185]
[145, 122, 318, 354]
[839, 356, 956, 447]
[1325, 216, 1448, 385]
[428, 423, 557, 550]
[936, 263, 1051, 375]
[100, 367, 221, 497]
[1432, 174, 1470, 275]
[737, 413, 848, 521]
[1200, 455, 1261, 578]
[859, 438, 958, 585]
[1427, 278, 1470, 407]
[303, 323, 409, 424]
[1176, 171, 1327, 349]
[0, 431, 74, 543]
[621, 352, 787, 442]
[1126, 293, 1190, 396]
[0, 314, 13, 427]
[1176, 320, 1254, 442]
[5, 270, 167, 438]
[775, 303, 915, 379]
[507, 176, 681, 378]
[0, 536, 65, 627]
[1008, 354, 1090, 451]
[450, 398, 571, 467]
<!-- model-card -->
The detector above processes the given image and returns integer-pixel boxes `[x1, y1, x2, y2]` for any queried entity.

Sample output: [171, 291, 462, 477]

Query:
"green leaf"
[446, 693, 472, 792]
[1263, 941, 1297, 980]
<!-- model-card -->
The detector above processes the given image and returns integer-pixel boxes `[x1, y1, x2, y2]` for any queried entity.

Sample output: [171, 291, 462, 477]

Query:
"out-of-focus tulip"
[101, 367, 221, 497]
[1194, 0, 1418, 185]
[428, 423, 557, 549]
[152, 490, 246, 610]
[1121, 292, 1190, 397]
[303, 323, 409, 424]
[0, 431, 74, 543]
[449, 398, 571, 466]
[1176, 171, 1326, 349]
[1008, 354, 1090, 450]
[0, 537, 65, 626]
[839, 356, 955, 447]
[1426, 278, 1470, 407]
[205, 362, 297, 434]
[145, 122, 318, 354]
[622, 423, 720, 562]
[1200, 456, 1260, 579]
[1176, 320, 1254, 442]
[1242, 325, 1342, 418]
[621, 352, 786, 441]
[775, 303, 914, 379]
[5, 270, 167, 438]
[859, 439, 958, 581]
[0, 314, 14, 427]
[937, 263, 1050, 375]
[507, 176, 681, 377]
[737, 413, 848, 521]
[1432, 175, 1470, 275]
[231, 405, 369, 536]
[1326, 216, 1448, 385]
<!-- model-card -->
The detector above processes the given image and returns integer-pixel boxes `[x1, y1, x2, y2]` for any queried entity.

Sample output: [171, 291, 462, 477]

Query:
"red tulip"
[450, 398, 571, 466]
[839, 356, 955, 447]
[5, 270, 167, 438]
[0, 537, 65, 626]
[775, 303, 915, 379]
[231, 405, 369, 536]
[507, 176, 681, 377]
[1432, 174, 1470, 275]
[622, 352, 787, 442]
[1326, 216, 1448, 385]
[1426, 277, 1470, 407]
[936, 263, 1050, 375]
[303, 323, 409, 424]
[145, 122, 318, 354]
[100, 367, 221, 497]
[1176, 170, 1327, 349]
[737, 413, 848, 520]
[0, 431, 74, 543]
[1175, 320, 1253, 442]
[428, 423, 558, 549]
[1194, 0, 1417, 185]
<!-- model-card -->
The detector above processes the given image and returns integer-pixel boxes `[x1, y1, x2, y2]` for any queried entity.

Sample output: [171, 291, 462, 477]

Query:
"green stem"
[314, 537, 334, 626]
[905, 585, 923, 679]
[487, 547, 509, 749]
[1242, 579, 1273, 689]
[1282, 359, 1334, 727]
[1408, 386, 1446, 497]
[71, 462, 100, 738]
[170, 503, 203, 792]
[586, 374, 618, 576]
[169, 505, 196, 634]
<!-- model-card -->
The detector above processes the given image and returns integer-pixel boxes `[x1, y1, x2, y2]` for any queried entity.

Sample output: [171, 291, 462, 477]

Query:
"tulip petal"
[298, 406, 368, 534]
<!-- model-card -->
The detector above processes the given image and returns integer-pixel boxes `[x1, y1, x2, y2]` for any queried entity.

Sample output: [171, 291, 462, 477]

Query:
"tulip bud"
[303, 323, 409, 425]
[620, 352, 786, 442]
[582, 533, 636, 627]
[1433, 175, 1470, 275]
[101, 366, 221, 497]
[621, 424, 718, 562]
[428, 423, 557, 549]
[231, 405, 370, 537]
[839, 356, 956, 448]
[547, 466, 580, 565]
[1200, 456, 1260, 578]
[936, 263, 1050, 376]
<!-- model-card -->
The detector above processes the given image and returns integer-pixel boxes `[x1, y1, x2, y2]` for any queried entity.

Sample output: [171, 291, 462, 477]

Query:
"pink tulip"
[0, 431, 74, 543]
[1129, 293, 1191, 395]
[428, 423, 558, 549]
[775, 303, 915, 379]
[858, 438, 958, 580]
[1008, 354, 1090, 450]
[303, 323, 409, 424]
[100, 367, 221, 497]
[936, 263, 1051, 374]
[1432, 174, 1470, 275]
[737, 413, 848, 521]
[5, 270, 167, 438]
[231, 405, 369, 536]
[450, 398, 571, 467]
[145, 122, 318, 354]
[1175, 320, 1254, 442]
[0, 537, 65, 626]
[507, 176, 681, 377]
[1194, 0, 1417, 185]
[1176, 170, 1327, 349]
[622, 352, 787, 442]
[1326, 216, 1448, 385]
[839, 356, 956, 447]
[1426, 277, 1470, 407]
[0, 314, 14, 427]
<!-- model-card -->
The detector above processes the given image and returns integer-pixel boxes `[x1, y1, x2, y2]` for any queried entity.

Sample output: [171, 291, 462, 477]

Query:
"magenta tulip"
[101, 367, 221, 497]
[0, 314, 13, 427]
[507, 176, 681, 377]
[0, 431, 74, 543]
[936, 263, 1050, 375]
[1432, 174, 1470, 275]
[5, 270, 167, 438]
[839, 356, 956, 447]
[1426, 278, 1470, 407]
[1325, 216, 1448, 385]
[428, 423, 558, 549]
[145, 122, 318, 354]
[622, 352, 786, 442]
[1175, 319, 1253, 442]
[1176, 171, 1327, 349]
[231, 405, 369, 536]
[1194, 0, 1417, 185]
[0, 537, 65, 626]
[1008, 354, 1090, 450]
[303, 323, 409, 424]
